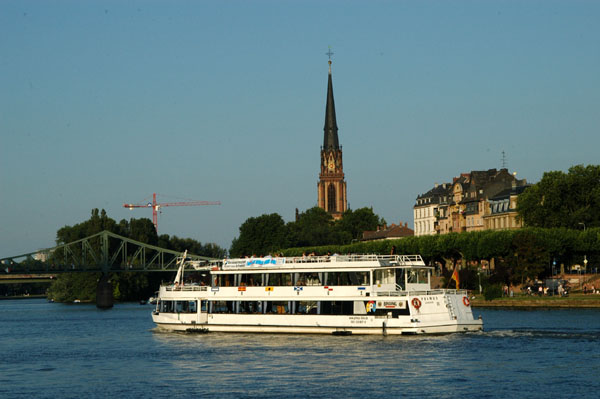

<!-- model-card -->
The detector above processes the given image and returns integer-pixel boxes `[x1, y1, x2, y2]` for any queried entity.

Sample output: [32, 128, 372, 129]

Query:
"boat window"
[239, 273, 262, 287]
[174, 300, 197, 313]
[320, 301, 354, 315]
[266, 273, 293, 286]
[294, 301, 318, 314]
[395, 269, 406, 290]
[160, 300, 174, 313]
[295, 272, 321, 286]
[407, 268, 428, 284]
[265, 301, 290, 314]
[210, 300, 234, 313]
[188, 272, 211, 286]
[237, 301, 263, 314]
[201, 300, 207, 312]
[325, 271, 369, 286]
[374, 269, 395, 285]
[216, 274, 235, 287]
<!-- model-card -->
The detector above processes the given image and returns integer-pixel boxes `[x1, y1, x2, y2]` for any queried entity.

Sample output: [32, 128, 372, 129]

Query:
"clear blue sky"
[2, 0, 599, 258]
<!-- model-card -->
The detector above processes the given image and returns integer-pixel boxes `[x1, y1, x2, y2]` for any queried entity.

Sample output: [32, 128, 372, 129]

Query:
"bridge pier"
[96, 274, 113, 308]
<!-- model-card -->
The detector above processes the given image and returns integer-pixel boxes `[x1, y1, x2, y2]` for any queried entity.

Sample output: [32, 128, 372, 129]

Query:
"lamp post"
[579, 223, 587, 274]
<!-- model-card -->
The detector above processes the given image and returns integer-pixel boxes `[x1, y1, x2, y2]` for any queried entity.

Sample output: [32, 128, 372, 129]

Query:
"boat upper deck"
[187, 254, 428, 272]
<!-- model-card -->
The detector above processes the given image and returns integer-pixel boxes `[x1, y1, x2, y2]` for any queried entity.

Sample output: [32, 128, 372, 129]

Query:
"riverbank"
[0, 294, 47, 300]
[471, 293, 600, 308]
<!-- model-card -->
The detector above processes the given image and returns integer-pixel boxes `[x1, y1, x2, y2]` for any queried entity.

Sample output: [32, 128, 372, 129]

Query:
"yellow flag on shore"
[451, 268, 460, 289]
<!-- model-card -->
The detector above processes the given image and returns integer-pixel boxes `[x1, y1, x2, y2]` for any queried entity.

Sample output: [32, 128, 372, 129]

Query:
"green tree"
[230, 213, 288, 257]
[335, 207, 383, 242]
[517, 164, 600, 228]
[287, 207, 338, 248]
[510, 230, 549, 285]
[122, 218, 158, 246]
[47, 272, 101, 302]
[56, 208, 119, 245]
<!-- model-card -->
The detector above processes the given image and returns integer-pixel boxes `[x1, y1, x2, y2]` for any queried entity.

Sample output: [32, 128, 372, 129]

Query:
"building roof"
[415, 183, 452, 206]
[362, 222, 414, 241]
[488, 184, 530, 201]
[323, 61, 339, 150]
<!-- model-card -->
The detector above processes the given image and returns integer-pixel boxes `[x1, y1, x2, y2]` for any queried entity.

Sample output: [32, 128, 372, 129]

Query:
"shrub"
[483, 284, 503, 301]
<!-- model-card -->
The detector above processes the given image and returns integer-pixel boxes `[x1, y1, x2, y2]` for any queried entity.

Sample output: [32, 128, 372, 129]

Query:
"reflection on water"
[0, 300, 599, 398]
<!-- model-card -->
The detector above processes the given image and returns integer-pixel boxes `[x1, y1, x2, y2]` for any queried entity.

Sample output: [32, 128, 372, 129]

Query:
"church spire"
[317, 49, 347, 220]
[323, 57, 339, 150]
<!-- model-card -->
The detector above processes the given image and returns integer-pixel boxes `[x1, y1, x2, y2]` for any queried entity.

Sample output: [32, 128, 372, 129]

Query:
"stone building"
[414, 183, 451, 236]
[414, 169, 528, 235]
[483, 184, 528, 230]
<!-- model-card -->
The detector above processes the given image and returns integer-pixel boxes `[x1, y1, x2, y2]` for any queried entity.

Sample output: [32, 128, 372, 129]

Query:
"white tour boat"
[152, 254, 483, 335]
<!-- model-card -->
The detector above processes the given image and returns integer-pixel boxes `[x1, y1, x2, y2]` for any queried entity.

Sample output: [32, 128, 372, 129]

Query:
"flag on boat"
[451, 267, 460, 289]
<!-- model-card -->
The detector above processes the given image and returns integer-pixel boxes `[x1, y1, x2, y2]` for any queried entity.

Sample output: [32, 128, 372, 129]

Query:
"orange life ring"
[411, 298, 422, 309]
[463, 296, 470, 307]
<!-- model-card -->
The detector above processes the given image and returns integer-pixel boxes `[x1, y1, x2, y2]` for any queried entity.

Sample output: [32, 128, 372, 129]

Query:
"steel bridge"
[0, 230, 215, 275]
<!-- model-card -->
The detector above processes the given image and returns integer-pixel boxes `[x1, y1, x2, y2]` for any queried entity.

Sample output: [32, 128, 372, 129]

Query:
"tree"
[510, 230, 548, 285]
[287, 207, 339, 248]
[230, 213, 288, 257]
[335, 207, 383, 241]
[56, 208, 119, 245]
[518, 165, 600, 228]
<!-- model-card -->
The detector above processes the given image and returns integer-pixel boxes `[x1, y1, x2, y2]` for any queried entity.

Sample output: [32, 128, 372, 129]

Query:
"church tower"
[317, 57, 347, 219]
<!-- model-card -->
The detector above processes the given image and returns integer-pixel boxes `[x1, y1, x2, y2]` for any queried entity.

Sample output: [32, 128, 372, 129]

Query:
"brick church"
[317, 58, 347, 220]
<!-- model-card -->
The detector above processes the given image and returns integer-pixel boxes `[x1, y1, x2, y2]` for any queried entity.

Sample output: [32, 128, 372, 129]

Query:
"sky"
[1, 0, 599, 258]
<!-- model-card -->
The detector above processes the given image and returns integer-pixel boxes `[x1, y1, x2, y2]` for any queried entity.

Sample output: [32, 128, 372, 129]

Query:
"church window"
[328, 184, 336, 212]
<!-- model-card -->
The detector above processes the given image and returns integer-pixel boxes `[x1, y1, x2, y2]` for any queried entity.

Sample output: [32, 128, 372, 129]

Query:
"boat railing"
[218, 254, 425, 270]
[164, 284, 209, 292]
[375, 289, 469, 297]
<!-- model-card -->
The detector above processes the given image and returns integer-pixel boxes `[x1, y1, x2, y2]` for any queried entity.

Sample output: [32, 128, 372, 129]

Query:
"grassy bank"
[471, 293, 600, 308]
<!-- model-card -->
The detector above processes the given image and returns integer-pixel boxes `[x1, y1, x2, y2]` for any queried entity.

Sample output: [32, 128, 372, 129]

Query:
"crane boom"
[123, 193, 220, 233]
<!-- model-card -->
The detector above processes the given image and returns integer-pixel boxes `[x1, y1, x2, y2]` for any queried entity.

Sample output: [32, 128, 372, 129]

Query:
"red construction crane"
[123, 193, 221, 233]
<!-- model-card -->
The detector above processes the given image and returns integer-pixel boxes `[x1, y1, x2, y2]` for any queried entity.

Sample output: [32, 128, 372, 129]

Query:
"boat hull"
[152, 305, 483, 335]
[153, 320, 483, 335]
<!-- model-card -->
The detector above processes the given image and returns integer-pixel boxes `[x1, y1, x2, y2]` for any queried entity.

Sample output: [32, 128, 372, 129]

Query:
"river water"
[1, 299, 599, 399]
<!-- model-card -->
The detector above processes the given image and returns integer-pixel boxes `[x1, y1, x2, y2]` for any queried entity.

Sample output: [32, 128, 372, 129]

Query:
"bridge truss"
[0, 230, 215, 274]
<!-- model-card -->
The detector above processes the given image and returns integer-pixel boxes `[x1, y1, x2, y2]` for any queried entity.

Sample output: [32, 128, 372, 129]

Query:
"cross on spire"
[326, 46, 334, 61]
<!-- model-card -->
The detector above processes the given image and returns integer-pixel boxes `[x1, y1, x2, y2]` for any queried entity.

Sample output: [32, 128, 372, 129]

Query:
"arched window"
[328, 184, 336, 212]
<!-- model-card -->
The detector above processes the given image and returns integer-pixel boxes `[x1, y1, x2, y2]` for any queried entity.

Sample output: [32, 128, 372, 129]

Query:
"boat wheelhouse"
[151, 254, 483, 335]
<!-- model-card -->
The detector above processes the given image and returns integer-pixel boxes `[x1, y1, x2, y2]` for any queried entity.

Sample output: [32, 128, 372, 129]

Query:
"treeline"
[229, 207, 384, 257]
[47, 209, 226, 302]
[517, 164, 600, 229]
[56, 208, 226, 258]
[278, 227, 599, 290]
